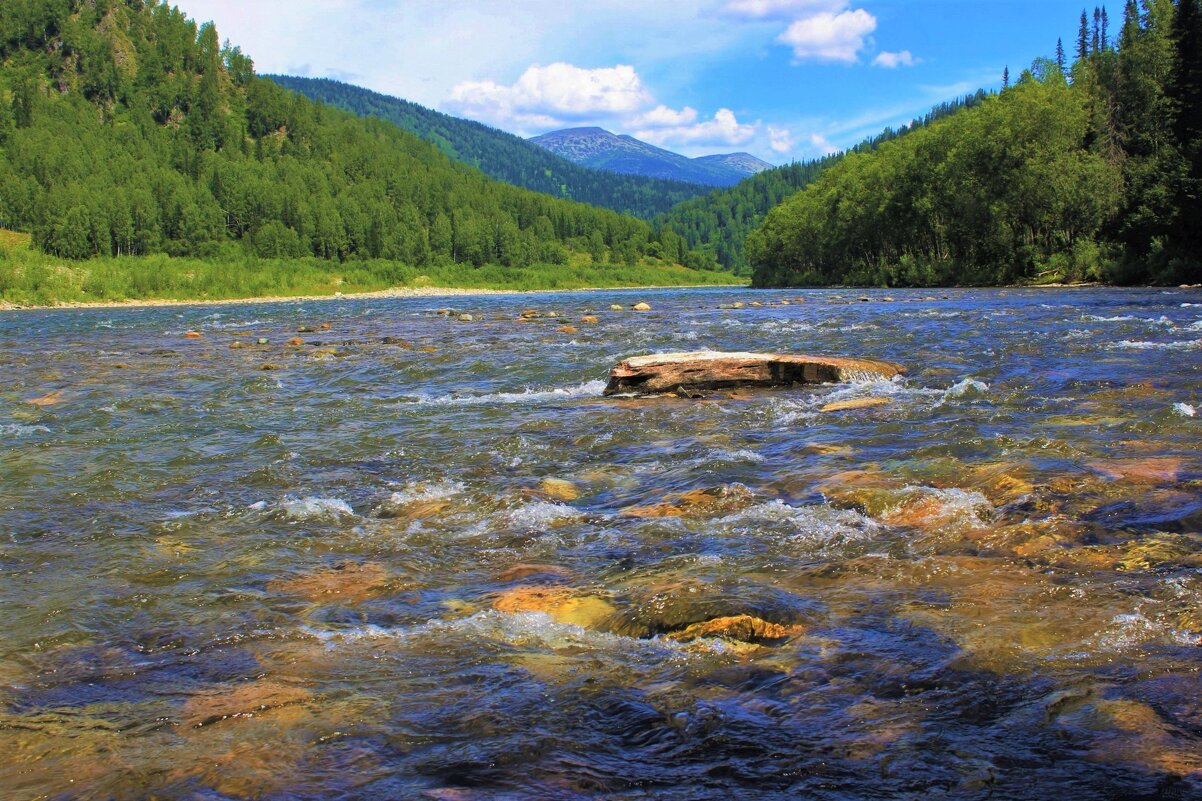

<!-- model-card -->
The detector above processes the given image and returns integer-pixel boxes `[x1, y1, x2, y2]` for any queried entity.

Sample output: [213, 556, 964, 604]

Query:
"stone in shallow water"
[179, 680, 311, 729]
[665, 615, 805, 645]
[268, 561, 389, 604]
[619, 484, 756, 519]
[1087, 457, 1186, 485]
[492, 586, 616, 629]
[604, 351, 904, 396]
[820, 398, 891, 413]
[539, 478, 580, 502]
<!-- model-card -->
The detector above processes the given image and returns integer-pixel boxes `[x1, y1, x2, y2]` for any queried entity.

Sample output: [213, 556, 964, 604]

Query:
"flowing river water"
[2, 286, 1202, 800]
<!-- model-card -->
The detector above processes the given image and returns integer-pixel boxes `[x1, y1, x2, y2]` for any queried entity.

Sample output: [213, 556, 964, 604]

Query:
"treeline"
[0, 1, 707, 272]
[657, 92, 988, 276]
[750, 1, 1202, 287]
[269, 75, 712, 220]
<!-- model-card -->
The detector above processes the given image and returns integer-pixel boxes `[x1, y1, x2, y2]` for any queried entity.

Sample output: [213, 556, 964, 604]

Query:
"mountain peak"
[529, 129, 772, 187]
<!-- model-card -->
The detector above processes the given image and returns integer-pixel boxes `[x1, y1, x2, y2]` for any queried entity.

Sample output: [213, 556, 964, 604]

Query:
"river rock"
[633, 302, 652, 311]
[179, 680, 311, 729]
[580, 315, 599, 324]
[821, 397, 892, 413]
[610, 304, 624, 311]
[540, 478, 581, 501]
[665, 614, 805, 645]
[268, 561, 389, 604]
[604, 351, 904, 396]
[493, 586, 616, 628]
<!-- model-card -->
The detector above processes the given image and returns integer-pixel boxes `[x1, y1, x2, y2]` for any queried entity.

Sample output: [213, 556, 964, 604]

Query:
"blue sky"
[174, 0, 1094, 163]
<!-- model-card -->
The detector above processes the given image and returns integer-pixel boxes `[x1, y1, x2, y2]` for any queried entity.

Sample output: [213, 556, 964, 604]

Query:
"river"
[2, 286, 1201, 800]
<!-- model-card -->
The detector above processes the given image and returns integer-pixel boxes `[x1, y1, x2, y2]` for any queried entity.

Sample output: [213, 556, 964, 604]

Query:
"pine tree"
[1102, 7, 1111, 49]
[1057, 37, 1067, 73]
[1003, 66, 1011, 88]
[1093, 7, 1102, 54]
[1079, 10, 1091, 59]
[1170, 0, 1202, 257]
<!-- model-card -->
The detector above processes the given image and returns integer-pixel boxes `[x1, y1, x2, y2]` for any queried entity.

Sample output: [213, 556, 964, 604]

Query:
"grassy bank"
[0, 235, 742, 307]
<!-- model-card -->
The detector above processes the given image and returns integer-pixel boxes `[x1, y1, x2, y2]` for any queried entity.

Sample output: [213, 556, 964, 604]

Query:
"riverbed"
[2, 286, 1201, 800]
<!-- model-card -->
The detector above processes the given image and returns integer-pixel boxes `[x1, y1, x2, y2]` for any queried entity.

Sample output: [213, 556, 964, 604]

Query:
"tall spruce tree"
[1079, 10, 1092, 58]
[1170, 0, 1202, 259]
[1057, 37, 1067, 73]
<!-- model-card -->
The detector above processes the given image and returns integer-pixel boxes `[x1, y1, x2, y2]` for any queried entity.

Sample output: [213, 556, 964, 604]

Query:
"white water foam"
[276, 496, 356, 521]
[1112, 339, 1202, 351]
[1173, 403, 1197, 418]
[1, 423, 51, 438]
[505, 501, 582, 530]
[719, 500, 881, 547]
[302, 610, 689, 656]
[941, 378, 990, 400]
[414, 380, 606, 406]
[1084, 314, 1137, 322]
[385, 480, 465, 504]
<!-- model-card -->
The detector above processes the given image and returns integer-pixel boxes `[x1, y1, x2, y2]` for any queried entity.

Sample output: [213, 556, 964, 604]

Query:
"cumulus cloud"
[635, 108, 757, 147]
[872, 50, 920, 68]
[768, 125, 795, 153]
[724, 0, 848, 19]
[629, 104, 699, 128]
[777, 9, 876, 62]
[446, 62, 652, 130]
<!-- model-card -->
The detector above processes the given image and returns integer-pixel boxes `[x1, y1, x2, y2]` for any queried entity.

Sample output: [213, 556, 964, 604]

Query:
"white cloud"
[723, 0, 848, 20]
[634, 108, 757, 148]
[768, 125, 795, 153]
[777, 9, 876, 62]
[629, 104, 699, 128]
[809, 133, 839, 155]
[873, 50, 920, 69]
[447, 62, 652, 131]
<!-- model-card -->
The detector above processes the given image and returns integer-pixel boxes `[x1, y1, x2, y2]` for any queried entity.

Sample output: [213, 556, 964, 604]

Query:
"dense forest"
[750, 1, 1202, 287]
[268, 76, 712, 220]
[657, 93, 988, 275]
[0, 0, 711, 277]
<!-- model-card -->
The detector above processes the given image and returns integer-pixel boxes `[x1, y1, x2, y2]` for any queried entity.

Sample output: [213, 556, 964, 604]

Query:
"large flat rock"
[604, 351, 904, 396]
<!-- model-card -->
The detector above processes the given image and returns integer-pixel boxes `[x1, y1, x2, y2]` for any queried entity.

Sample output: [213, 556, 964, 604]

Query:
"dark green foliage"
[657, 92, 987, 275]
[750, 3, 1202, 287]
[0, 0, 705, 278]
[268, 75, 712, 219]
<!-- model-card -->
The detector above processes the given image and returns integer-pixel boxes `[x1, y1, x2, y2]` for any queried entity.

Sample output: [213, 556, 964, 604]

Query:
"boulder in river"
[604, 351, 904, 396]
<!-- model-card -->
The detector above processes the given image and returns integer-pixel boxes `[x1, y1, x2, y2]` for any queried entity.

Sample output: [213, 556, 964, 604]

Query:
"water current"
[2, 286, 1201, 800]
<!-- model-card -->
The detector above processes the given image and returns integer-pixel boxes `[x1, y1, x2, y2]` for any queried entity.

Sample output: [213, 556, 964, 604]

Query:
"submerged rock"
[666, 614, 805, 645]
[619, 484, 756, 519]
[268, 561, 389, 604]
[179, 680, 311, 729]
[604, 351, 904, 396]
[492, 586, 616, 628]
[821, 398, 892, 413]
[540, 478, 581, 501]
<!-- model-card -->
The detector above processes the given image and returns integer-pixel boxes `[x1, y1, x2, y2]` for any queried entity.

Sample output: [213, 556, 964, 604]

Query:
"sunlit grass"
[0, 238, 743, 306]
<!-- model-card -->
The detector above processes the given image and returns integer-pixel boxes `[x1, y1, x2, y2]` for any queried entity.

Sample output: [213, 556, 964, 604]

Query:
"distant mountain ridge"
[529, 127, 772, 187]
[268, 76, 713, 219]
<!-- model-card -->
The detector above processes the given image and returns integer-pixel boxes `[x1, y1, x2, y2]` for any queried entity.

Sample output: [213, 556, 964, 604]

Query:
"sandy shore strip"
[0, 284, 745, 312]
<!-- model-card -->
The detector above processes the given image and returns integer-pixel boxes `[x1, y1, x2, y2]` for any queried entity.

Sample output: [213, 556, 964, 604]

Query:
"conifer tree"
[1057, 37, 1067, 73]
[1003, 66, 1011, 88]
[1102, 7, 1111, 48]
[1170, 0, 1202, 256]
[1079, 10, 1092, 58]
[1093, 7, 1102, 53]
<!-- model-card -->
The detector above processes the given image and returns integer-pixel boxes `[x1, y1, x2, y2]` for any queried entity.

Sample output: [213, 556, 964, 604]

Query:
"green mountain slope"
[268, 75, 713, 219]
[0, 1, 713, 290]
[749, 3, 1201, 288]
[657, 93, 987, 276]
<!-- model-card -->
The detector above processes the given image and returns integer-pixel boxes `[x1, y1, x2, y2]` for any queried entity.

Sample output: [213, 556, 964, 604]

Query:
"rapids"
[2, 286, 1201, 800]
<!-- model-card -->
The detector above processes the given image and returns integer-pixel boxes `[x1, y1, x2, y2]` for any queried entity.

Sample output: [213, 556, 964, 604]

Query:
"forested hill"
[268, 75, 713, 219]
[657, 93, 988, 276]
[750, 2, 1202, 288]
[0, 1, 709, 273]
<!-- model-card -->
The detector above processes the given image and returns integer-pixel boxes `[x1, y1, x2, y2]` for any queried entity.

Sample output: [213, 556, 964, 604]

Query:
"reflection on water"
[2, 286, 1201, 800]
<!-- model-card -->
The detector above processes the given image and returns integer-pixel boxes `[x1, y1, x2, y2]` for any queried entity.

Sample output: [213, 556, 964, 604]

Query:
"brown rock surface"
[666, 614, 804, 645]
[268, 561, 389, 604]
[821, 398, 892, 413]
[604, 351, 903, 396]
[493, 586, 616, 628]
[179, 681, 311, 729]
